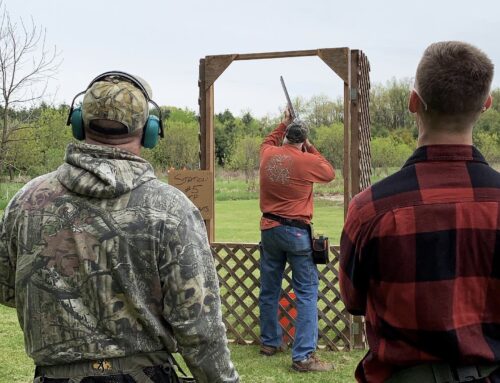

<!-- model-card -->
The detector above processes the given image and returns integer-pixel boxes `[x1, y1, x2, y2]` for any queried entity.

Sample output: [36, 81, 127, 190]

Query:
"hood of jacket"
[56, 143, 157, 199]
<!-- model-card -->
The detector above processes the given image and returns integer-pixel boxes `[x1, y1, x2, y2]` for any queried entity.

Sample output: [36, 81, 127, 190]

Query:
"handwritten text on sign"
[168, 170, 213, 219]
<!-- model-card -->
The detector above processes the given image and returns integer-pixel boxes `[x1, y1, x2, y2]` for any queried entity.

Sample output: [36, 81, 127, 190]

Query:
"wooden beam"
[318, 48, 350, 83]
[234, 49, 318, 61]
[205, 54, 237, 89]
[205, 48, 349, 87]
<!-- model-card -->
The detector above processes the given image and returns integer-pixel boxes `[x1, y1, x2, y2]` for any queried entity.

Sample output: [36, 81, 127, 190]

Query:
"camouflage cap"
[285, 120, 309, 143]
[82, 77, 149, 135]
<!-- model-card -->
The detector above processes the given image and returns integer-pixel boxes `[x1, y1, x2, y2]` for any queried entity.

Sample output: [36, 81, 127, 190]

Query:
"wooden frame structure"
[198, 48, 371, 349]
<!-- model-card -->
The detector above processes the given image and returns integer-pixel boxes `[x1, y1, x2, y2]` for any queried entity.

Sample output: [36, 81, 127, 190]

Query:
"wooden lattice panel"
[211, 243, 351, 350]
[317, 246, 351, 350]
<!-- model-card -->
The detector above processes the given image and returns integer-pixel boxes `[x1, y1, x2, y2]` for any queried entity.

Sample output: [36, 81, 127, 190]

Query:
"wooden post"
[343, 79, 351, 219]
[199, 59, 215, 242]
[205, 84, 215, 242]
[199, 59, 206, 169]
[349, 50, 367, 350]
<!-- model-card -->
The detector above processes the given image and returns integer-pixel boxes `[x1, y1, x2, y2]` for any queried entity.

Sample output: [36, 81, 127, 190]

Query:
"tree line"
[1, 79, 499, 185]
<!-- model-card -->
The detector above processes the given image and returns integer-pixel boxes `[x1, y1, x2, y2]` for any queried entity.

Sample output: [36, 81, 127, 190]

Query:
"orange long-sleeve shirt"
[259, 123, 335, 230]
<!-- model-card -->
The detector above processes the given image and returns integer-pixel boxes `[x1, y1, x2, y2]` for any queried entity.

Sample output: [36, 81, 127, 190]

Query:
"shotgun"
[280, 76, 298, 120]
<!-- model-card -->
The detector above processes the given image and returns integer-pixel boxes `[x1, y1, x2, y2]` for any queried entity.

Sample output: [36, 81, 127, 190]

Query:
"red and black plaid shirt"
[340, 145, 500, 383]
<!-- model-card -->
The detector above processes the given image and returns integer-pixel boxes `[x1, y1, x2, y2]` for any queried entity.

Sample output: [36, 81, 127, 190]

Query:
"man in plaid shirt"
[340, 41, 500, 382]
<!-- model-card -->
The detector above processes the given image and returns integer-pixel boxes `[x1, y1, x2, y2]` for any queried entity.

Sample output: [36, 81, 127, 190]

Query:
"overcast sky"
[6, 0, 500, 117]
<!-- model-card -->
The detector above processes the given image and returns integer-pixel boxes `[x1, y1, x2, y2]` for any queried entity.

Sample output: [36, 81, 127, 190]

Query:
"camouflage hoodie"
[0, 143, 238, 382]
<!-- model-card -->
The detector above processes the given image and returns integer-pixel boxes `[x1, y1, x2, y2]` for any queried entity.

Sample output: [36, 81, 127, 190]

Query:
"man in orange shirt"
[258, 109, 335, 372]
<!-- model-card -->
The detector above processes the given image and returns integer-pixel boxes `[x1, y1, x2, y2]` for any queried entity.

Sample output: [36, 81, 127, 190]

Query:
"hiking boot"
[292, 353, 334, 372]
[260, 344, 287, 356]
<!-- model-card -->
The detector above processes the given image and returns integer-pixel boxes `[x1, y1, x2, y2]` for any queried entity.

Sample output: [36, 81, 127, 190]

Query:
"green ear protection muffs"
[66, 71, 164, 149]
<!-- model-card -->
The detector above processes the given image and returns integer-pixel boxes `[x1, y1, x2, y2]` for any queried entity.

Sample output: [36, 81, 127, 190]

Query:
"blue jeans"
[259, 225, 319, 361]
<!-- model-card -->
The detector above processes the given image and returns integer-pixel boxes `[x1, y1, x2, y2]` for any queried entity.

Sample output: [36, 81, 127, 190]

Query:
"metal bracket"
[350, 87, 358, 101]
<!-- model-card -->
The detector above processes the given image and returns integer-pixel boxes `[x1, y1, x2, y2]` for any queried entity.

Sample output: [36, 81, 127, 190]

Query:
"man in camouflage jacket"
[0, 72, 239, 383]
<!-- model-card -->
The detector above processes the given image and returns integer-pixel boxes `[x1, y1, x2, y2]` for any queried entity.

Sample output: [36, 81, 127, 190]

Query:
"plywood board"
[169, 170, 214, 219]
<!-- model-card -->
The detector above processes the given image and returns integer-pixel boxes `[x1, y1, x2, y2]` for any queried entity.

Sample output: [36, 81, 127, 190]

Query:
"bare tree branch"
[0, 0, 61, 176]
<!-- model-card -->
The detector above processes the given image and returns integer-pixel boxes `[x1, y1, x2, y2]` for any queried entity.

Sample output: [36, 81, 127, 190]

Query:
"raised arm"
[261, 107, 293, 149]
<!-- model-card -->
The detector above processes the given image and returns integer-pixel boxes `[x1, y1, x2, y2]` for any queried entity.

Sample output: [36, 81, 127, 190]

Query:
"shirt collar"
[403, 145, 488, 168]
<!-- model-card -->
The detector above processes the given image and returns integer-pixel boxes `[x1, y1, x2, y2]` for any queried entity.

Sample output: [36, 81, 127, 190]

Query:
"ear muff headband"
[66, 71, 164, 146]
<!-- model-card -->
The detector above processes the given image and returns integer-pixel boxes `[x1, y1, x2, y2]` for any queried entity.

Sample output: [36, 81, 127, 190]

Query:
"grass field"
[0, 182, 24, 210]
[215, 198, 344, 243]
[0, 179, 364, 382]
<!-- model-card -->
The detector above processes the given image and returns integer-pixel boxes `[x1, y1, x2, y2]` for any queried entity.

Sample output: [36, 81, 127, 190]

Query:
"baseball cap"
[285, 120, 309, 143]
[82, 76, 149, 135]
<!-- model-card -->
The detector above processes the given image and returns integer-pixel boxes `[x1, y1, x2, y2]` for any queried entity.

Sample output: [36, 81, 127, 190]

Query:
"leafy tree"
[228, 136, 261, 191]
[215, 120, 232, 167]
[258, 114, 281, 136]
[216, 109, 235, 125]
[468, 90, 500, 164]
[291, 96, 308, 119]
[475, 108, 500, 135]
[33, 106, 73, 174]
[371, 136, 413, 174]
[313, 123, 343, 170]
[240, 110, 261, 137]
[305, 95, 343, 128]
[242, 111, 253, 126]
[165, 106, 197, 124]
[473, 131, 500, 164]
[7, 106, 71, 178]
[370, 78, 415, 134]
[490, 88, 500, 113]
[214, 110, 246, 167]
[143, 106, 200, 171]
[390, 127, 417, 147]
[144, 120, 199, 171]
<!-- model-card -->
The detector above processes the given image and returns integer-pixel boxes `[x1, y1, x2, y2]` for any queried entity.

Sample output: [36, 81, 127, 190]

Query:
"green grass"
[228, 344, 363, 382]
[0, 305, 34, 383]
[0, 182, 24, 210]
[216, 177, 259, 201]
[215, 199, 344, 244]
[214, 172, 344, 202]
